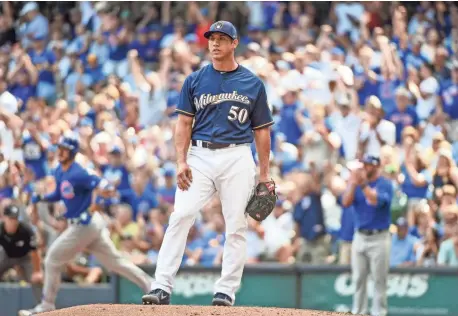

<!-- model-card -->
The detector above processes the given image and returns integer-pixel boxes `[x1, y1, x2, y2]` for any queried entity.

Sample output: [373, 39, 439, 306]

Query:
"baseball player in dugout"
[0, 203, 43, 303]
[341, 154, 394, 316]
[18, 134, 153, 316]
[142, 20, 276, 307]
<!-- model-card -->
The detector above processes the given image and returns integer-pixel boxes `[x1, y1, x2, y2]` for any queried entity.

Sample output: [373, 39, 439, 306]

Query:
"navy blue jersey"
[43, 162, 101, 222]
[176, 65, 274, 144]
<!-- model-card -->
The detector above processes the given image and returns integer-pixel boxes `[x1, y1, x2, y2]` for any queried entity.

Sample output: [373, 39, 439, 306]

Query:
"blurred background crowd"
[1, 1, 458, 286]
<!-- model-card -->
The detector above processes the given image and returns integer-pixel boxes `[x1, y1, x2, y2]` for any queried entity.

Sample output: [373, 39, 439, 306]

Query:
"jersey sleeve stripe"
[175, 109, 195, 117]
[252, 121, 274, 130]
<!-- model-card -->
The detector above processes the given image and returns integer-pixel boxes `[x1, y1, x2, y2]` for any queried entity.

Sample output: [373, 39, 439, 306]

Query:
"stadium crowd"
[1, 1, 458, 286]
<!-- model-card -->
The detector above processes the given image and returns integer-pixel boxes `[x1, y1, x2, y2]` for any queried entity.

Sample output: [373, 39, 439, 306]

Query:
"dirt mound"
[40, 304, 350, 316]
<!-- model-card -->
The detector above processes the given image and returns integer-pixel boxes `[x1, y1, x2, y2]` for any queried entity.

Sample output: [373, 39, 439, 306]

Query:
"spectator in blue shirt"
[123, 169, 159, 221]
[390, 217, 418, 267]
[160, 18, 188, 49]
[440, 61, 458, 142]
[277, 87, 305, 146]
[19, 2, 49, 50]
[293, 171, 330, 264]
[341, 155, 393, 316]
[200, 212, 225, 267]
[7, 54, 38, 112]
[64, 59, 92, 107]
[89, 31, 109, 65]
[67, 24, 90, 64]
[28, 34, 56, 105]
[129, 27, 160, 66]
[386, 87, 419, 144]
[165, 74, 184, 118]
[85, 54, 105, 88]
[182, 224, 205, 266]
[100, 146, 131, 196]
[377, 67, 403, 115]
[22, 122, 48, 182]
[353, 48, 380, 107]
[102, 10, 130, 79]
[400, 146, 431, 226]
[437, 217, 458, 267]
[404, 36, 428, 70]
[392, 32, 409, 70]
[146, 25, 163, 61]
[157, 169, 176, 206]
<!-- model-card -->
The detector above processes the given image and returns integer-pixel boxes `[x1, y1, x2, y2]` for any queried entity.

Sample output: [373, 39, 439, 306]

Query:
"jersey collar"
[212, 64, 240, 74]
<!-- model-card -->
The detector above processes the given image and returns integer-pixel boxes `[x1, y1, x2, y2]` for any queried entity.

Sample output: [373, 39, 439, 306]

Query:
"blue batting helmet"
[58, 134, 79, 157]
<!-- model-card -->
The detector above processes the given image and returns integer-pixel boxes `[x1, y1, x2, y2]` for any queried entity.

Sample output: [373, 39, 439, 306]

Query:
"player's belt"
[191, 140, 244, 150]
[67, 218, 82, 225]
[358, 228, 388, 236]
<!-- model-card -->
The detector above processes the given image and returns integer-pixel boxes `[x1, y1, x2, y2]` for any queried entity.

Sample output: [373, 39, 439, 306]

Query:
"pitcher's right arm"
[174, 75, 196, 190]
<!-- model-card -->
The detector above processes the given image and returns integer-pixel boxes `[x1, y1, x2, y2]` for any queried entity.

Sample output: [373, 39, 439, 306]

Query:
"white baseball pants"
[151, 144, 256, 302]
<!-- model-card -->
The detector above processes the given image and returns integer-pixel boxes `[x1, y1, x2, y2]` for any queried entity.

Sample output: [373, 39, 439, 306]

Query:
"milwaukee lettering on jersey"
[194, 91, 251, 111]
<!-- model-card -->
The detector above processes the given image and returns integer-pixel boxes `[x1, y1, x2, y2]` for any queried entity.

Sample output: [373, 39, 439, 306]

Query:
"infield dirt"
[39, 304, 353, 315]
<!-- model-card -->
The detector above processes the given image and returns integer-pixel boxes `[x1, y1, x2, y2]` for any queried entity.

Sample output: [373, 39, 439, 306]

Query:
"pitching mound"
[39, 304, 349, 316]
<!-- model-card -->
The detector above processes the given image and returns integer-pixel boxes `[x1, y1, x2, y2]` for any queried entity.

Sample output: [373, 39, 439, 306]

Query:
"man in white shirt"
[128, 49, 167, 127]
[0, 80, 21, 161]
[359, 96, 396, 158]
[331, 93, 361, 161]
[261, 200, 294, 263]
[417, 74, 439, 122]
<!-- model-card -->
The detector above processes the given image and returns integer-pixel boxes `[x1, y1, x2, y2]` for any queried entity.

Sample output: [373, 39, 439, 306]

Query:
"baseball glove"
[245, 180, 278, 222]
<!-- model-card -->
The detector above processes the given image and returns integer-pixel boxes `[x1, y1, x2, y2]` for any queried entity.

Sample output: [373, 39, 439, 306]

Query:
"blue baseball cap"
[33, 34, 46, 41]
[164, 169, 175, 177]
[148, 24, 162, 32]
[20, 2, 39, 16]
[247, 25, 262, 32]
[201, 7, 209, 17]
[110, 146, 122, 155]
[80, 117, 94, 128]
[204, 21, 238, 40]
[184, 33, 198, 43]
[331, 47, 345, 56]
[270, 45, 285, 54]
[138, 27, 149, 34]
[361, 154, 380, 166]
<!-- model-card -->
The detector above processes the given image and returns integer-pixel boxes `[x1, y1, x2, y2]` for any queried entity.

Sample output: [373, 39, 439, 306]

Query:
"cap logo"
[215, 22, 223, 29]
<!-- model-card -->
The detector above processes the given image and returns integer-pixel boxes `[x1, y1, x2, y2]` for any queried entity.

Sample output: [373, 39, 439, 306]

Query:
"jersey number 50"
[227, 106, 249, 124]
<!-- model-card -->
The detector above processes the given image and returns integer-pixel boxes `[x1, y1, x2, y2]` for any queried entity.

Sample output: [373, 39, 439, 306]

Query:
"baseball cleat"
[142, 289, 171, 305]
[212, 292, 233, 306]
[18, 302, 56, 316]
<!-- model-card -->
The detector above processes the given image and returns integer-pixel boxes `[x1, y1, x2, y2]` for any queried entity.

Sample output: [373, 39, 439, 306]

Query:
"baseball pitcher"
[142, 21, 276, 307]
[18, 134, 153, 316]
